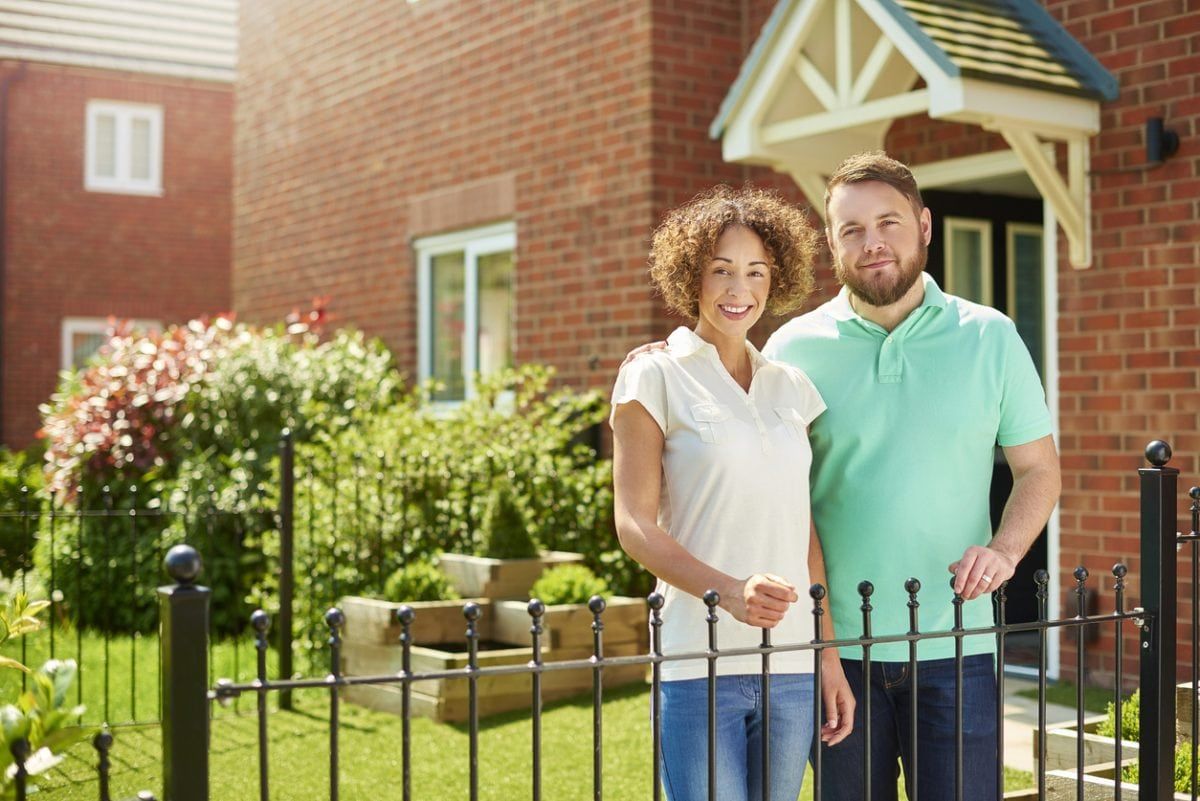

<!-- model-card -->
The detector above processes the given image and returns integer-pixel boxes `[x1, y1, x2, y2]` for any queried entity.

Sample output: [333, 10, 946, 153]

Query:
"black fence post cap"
[164, 545, 202, 585]
[1145, 440, 1172, 466]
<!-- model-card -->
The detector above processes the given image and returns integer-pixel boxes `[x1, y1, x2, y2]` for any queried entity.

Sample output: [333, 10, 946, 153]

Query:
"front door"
[924, 190, 1047, 670]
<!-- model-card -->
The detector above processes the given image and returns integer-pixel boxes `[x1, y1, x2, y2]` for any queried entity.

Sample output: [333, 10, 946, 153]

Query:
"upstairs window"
[85, 101, 163, 195]
[415, 223, 516, 403]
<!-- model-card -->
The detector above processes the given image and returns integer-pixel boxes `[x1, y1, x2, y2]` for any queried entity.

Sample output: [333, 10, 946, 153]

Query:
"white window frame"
[85, 100, 164, 196]
[943, 217, 993, 306]
[61, 317, 162, 370]
[415, 221, 516, 403]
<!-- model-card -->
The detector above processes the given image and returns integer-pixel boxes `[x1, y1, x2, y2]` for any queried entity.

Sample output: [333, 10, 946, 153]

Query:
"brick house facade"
[0, 1, 235, 449]
[235, 0, 1197, 683]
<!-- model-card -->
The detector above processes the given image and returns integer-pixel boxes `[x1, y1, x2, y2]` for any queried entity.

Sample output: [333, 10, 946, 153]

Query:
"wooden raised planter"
[1036, 714, 1135, 772]
[438, 550, 585, 599]
[1045, 762, 1191, 800]
[340, 594, 649, 723]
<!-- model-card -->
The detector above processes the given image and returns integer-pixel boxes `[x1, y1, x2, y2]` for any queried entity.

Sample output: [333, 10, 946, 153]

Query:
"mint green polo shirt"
[763, 274, 1052, 661]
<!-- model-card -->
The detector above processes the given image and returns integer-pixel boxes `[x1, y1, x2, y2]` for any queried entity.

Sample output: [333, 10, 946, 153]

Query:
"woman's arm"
[612, 400, 798, 627]
[808, 517, 855, 745]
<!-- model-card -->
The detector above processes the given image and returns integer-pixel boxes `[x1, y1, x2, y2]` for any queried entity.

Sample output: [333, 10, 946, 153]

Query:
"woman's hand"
[818, 650, 855, 745]
[719, 573, 798, 627]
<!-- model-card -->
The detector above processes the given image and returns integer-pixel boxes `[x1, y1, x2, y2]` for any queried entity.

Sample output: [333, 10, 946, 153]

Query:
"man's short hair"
[824, 151, 924, 220]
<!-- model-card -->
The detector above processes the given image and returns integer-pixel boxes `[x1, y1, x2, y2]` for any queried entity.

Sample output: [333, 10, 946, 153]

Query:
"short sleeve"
[610, 356, 668, 434]
[997, 323, 1053, 447]
[784, 366, 826, 425]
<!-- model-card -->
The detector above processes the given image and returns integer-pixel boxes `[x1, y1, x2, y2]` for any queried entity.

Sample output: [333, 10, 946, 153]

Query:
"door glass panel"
[1009, 227, 1044, 378]
[430, 252, 466, 402]
[477, 251, 514, 378]
[945, 219, 992, 305]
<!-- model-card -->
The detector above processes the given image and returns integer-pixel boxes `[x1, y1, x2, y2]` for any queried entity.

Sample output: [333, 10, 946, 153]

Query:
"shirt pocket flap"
[690, 402, 731, 423]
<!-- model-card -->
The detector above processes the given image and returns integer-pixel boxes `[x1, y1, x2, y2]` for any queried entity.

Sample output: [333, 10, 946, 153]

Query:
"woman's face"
[695, 225, 771, 342]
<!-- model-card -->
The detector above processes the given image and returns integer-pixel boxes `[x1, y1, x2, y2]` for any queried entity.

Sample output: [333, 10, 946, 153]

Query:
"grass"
[6, 678, 1033, 801]
[1, 630, 1034, 799]
[1014, 680, 1116, 714]
[0, 628, 274, 725]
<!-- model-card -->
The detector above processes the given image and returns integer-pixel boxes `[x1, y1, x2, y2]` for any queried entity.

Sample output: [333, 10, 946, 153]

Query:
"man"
[760, 151, 1061, 801]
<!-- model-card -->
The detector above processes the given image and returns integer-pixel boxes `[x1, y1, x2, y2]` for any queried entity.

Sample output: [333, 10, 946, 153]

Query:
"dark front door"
[924, 190, 1048, 668]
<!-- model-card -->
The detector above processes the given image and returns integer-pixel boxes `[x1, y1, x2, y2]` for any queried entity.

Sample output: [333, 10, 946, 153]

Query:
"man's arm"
[950, 434, 1061, 600]
[808, 519, 854, 745]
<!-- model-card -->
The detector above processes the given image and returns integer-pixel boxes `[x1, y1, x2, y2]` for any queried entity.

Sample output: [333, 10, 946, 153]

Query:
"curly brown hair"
[648, 185, 819, 321]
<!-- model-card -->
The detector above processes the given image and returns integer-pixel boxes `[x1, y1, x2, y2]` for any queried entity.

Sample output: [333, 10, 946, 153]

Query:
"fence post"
[1138, 440, 1177, 801]
[159, 544, 210, 801]
[278, 429, 295, 710]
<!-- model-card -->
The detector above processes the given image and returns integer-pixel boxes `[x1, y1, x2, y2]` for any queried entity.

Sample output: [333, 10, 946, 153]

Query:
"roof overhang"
[712, 0, 1119, 268]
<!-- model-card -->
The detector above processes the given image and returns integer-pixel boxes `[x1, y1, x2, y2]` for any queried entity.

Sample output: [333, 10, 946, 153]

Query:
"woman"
[611, 186, 853, 801]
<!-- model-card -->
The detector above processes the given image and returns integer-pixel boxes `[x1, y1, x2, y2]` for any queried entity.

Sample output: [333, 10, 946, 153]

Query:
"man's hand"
[948, 545, 1017, 601]
[819, 650, 855, 745]
[719, 573, 798, 628]
[620, 341, 667, 369]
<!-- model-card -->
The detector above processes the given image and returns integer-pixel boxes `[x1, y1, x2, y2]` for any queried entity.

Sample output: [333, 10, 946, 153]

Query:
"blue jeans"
[659, 674, 815, 801]
[819, 655, 998, 801]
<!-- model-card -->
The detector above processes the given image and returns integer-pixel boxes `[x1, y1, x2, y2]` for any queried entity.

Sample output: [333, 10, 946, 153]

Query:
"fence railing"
[4, 441, 1197, 801]
[120, 440, 1192, 801]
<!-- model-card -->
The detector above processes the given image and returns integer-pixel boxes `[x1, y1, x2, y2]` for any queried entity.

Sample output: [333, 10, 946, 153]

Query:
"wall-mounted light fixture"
[1145, 117, 1180, 164]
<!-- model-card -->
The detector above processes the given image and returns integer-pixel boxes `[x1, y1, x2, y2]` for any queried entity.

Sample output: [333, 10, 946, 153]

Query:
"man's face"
[826, 181, 932, 308]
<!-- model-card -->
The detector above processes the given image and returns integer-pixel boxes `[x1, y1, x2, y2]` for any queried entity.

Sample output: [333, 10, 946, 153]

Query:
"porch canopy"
[710, 0, 1118, 267]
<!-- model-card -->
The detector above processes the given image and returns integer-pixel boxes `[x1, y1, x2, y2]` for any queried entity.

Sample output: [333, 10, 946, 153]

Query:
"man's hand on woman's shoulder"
[620, 341, 668, 369]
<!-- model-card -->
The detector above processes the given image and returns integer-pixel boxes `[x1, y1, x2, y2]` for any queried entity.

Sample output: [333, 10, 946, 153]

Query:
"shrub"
[382, 560, 460, 603]
[0, 445, 44, 577]
[530, 564, 610, 606]
[274, 365, 642, 659]
[478, 480, 537, 559]
[35, 315, 400, 634]
[1097, 688, 1139, 742]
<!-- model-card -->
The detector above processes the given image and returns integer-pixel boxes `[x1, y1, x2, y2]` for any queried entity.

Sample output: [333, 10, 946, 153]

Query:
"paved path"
[1002, 676, 1085, 773]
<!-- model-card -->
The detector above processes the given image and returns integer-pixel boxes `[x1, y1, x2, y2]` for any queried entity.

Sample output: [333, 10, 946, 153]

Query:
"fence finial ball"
[1145, 440, 1172, 466]
[164, 544, 202, 585]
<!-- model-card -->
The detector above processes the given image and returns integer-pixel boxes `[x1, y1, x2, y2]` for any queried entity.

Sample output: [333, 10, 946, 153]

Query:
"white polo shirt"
[611, 326, 824, 680]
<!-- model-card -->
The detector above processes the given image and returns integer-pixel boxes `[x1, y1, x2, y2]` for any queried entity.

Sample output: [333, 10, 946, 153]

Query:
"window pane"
[430, 252, 466, 402]
[71, 332, 108, 368]
[130, 117, 152, 180]
[949, 227, 986, 304]
[1011, 230, 1044, 378]
[477, 251, 513, 378]
[94, 113, 117, 177]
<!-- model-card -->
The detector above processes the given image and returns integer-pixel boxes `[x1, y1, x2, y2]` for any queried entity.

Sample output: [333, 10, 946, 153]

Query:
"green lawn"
[0, 629, 273, 725]
[1014, 680, 1116, 715]
[12, 680, 1032, 801]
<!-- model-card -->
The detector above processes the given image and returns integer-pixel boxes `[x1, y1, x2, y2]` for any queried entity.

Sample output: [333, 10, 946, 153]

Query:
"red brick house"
[234, 0, 1197, 683]
[0, 0, 235, 448]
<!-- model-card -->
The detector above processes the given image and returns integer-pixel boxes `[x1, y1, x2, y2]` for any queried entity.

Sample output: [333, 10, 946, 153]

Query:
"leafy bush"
[530, 564, 610, 606]
[478, 480, 537, 559]
[35, 316, 399, 634]
[382, 559, 460, 603]
[0, 446, 44, 577]
[274, 365, 642, 658]
[1097, 688, 1139, 742]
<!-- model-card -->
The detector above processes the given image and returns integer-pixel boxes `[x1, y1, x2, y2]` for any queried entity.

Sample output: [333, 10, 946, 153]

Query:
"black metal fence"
[107, 440, 1188, 801]
[4, 441, 1198, 800]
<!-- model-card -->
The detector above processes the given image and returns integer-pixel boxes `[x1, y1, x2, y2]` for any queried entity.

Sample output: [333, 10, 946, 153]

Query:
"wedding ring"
[981, 574, 993, 583]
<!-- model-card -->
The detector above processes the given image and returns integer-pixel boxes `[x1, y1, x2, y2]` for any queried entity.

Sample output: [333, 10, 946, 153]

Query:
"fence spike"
[94, 730, 113, 801]
[648, 592, 664, 801]
[858, 581, 874, 639]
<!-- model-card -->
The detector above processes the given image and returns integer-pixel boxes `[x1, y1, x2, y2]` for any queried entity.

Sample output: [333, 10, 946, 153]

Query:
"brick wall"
[235, 1, 666, 394]
[1, 62, 232, 449]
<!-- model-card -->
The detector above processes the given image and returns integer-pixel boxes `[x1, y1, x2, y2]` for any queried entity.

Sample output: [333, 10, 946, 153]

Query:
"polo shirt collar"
[666, 326, 770, 372]
[825, 272, 948, 324]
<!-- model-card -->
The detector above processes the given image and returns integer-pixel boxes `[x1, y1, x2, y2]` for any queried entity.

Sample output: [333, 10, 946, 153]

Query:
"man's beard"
[834, 240, 927, 308]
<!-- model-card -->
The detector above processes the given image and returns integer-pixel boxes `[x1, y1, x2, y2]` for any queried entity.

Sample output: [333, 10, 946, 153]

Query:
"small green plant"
[383, 560, 460, 603]
[478, 480, 538, 560]
[530, 564, 610, 606]
[1096, 688, 1139, 742]
[0, 594, 89, 798]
